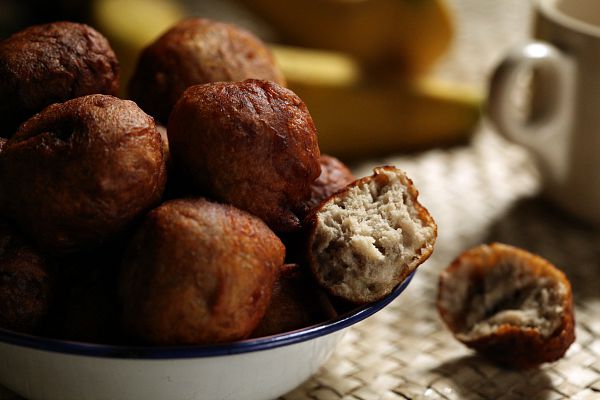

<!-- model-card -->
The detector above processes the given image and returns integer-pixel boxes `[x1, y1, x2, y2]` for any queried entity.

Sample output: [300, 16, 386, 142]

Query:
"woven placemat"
[282, 127, 600, 400]
[2, 129, 599, 400]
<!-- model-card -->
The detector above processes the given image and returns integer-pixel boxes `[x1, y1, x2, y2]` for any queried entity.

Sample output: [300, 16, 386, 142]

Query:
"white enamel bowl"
[0, 273, 414, 400]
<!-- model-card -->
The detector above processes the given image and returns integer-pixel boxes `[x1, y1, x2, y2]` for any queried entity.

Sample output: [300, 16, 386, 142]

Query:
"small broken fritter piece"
[437, 243, 575, 369]
[308, 166, 436, 303]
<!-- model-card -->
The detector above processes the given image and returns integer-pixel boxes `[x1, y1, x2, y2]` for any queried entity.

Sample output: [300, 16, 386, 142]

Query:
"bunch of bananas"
[95, 0, 481, 159]
[241, 0, 481, 158]
[271, 44, 480, 158]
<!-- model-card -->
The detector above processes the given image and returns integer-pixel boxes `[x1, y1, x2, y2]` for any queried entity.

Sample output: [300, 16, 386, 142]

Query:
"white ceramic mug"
[488, 0, 600, 226]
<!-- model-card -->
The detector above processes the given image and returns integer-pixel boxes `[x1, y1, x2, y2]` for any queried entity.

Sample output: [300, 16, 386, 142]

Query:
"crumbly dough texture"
[437, 243, 575, 368]
[309, 166, 436, 303]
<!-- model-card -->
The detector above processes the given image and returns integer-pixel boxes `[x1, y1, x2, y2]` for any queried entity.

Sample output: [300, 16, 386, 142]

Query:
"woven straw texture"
[279, 1, 600, 397]
[278, 2, 600, 398]
[3, 1, 600, 399]
[283, 128, 600, 400]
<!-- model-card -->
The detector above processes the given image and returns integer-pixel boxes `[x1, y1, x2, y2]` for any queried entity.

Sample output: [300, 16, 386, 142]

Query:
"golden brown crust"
[437, 243, 575, 369]
[462, 311, 575, 369]
[307, 166, 436, 303]
[120, 198, 285, 345]
[168, 79, 321, 232]
[0, 220, 53, 333]
[129, 17, 285, 123]
[0, 94, 167, 254]
[0, 22, 119, 137]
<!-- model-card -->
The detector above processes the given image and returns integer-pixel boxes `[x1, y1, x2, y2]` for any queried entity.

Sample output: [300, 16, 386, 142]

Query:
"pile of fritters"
[0, 18, 436, 345]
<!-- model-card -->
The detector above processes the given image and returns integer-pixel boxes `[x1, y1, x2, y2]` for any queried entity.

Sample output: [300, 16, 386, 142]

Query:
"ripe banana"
[272, 45, 482, 159]
[235, 0, 454, 76]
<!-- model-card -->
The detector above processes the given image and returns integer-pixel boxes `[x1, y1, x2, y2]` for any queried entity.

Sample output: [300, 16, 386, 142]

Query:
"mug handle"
[487, 41, 575, 181]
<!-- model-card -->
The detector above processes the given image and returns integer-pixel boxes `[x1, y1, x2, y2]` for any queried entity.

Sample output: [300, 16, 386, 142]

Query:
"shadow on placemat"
[419, 197, 600, 400]
[486, 197, 600, 301]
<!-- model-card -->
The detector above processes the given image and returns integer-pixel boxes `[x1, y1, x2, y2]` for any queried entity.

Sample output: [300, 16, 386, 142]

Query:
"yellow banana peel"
[236, 0, 454, 76]
[272, 45, 482, 159]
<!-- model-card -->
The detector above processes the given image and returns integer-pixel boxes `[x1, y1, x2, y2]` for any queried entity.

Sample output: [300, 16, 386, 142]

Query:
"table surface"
[3, 1, 600, 399]
[288, 2, 600, 398]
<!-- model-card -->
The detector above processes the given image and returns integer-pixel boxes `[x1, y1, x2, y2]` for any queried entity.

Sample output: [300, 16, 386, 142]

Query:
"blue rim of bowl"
[0, 272, 414, 359]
